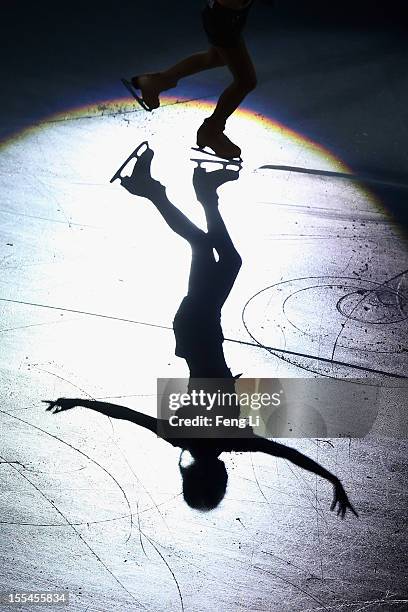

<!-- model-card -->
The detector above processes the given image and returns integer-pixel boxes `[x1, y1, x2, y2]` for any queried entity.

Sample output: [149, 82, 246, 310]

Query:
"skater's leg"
[119, 147, 206, 246]
[184, 202, 240, 309]
[205, 204, 238, 261]
[196, 40, 256, 158]
[192, 163, 241, 297]
[160, 47, 225, 85]
[204, 203, 242, 305]
[149, 187, 207, 247]
[210, 39, 257, 124]
[187, 235, 217, 297]
[145, 187, 218, 296]
[132, 47, 225, 109]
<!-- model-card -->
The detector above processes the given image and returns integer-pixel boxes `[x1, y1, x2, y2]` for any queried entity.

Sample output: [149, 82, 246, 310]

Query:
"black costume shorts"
[201, 0, 253, 48]
[173, 296, 224, 361]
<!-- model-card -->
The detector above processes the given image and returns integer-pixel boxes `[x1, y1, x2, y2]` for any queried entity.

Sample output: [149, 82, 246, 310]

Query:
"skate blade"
[121, 78, 153, 112]
[191, 157, 242, 171]
[110, 141, 150, 183]
[191, 146, 242, 163]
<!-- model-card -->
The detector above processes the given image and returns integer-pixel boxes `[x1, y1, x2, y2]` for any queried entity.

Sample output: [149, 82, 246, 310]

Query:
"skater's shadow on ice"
[47, 140, 248, 510]
[44, 142, 359, 518]
[110, 140, 245, 509]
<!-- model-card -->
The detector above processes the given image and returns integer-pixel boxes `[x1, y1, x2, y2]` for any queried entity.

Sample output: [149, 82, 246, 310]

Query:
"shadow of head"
[179, 457, 228, 511]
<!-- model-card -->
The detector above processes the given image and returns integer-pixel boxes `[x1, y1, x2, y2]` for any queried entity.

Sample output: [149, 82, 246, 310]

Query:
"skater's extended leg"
[197, 40, 257, 158]
[119, 147, 205, 246]
[160, 47, 225, 85]
[148, 186, 207, 247]
[132, 47, 225, 109]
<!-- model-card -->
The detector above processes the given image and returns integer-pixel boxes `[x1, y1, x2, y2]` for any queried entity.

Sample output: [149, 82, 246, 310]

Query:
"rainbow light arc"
[1, 94, 383, 210]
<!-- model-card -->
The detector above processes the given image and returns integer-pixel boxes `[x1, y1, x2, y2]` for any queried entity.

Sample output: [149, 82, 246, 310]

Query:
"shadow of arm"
[45, 398, 158, 435]
[247, 436, 337, 484]
[242, 436, 358, 517]
[80, 400, 158, 434]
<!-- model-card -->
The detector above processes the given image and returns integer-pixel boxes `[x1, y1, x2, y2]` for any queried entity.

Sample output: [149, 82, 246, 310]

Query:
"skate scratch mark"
[233, 517, 256, 607]
[0, 515, 125, 527]
[338, 253, 354, 276]
[0, 261, 65, 271]
[235, 516, 256, 567]
[2, 405, 42, 413]
[396, 275, 408, 316]
[271, 455, 291, 531]
[36, 175, 72, 228]
[241, 277, 408, 380]
[235, 516, 246, 529]
[238, 474, 315, 508]
[95, 393, 156, 400]
[234, 334, 407, 379]
[316, 440, 334, 449]
[255, 200, 386, 220]
[141, 534, 234, 589]
[112, 440, 171, 542]
[0, 495, 183, 528]
[140, 531, 184, 612]
[249, 453, 279, 526]
[35, 367, 97, 403]
[35, 365, 116, 442]
[0, 320, 70, 334]
[287, 458, 326, 520]
[136, 502, 147, 557]
[0, 207, 97, 229]
[280, 284, 361, 336]
[300, 597, 408, 611]
[221, 233, 375, 241]
[2, 455, 146, 610]
[347, 437, 355, 485]
[283, 460, 328, 523]
[91, 421, 171, 541]
[281, 281, 407, 341]
[255, 565, 331, 611]
[262, 547, 341, 601]
[22, 465, 86, 475]
[353, 603, 377, 612]
[0, 408, 134, 542]
[0, 253, 12, 269]
[39, 366, 169, 540]
[1, 296, 405, 379]
[43, 94, 213, 124]
[38, 367, 172, 541]
[0, 297, 171, 331]
[330, 268, 408, 363]
[315, 446, 324, 580]
[262, 550, 319, 579]
[353, 595, 402, 612]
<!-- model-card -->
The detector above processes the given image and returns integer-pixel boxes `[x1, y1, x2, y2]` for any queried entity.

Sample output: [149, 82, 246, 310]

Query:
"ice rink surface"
[0, 1, 407, 610]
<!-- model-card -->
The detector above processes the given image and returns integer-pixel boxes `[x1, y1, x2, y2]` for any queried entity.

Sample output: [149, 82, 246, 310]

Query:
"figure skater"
[123, 0, 257, 159]
[44, 144, 358, 518]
